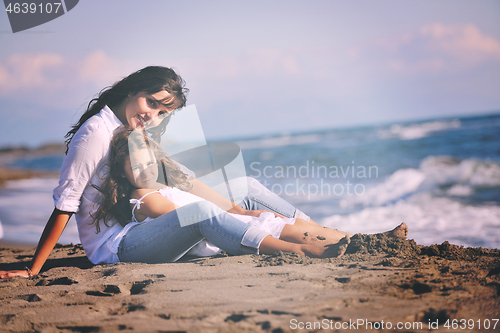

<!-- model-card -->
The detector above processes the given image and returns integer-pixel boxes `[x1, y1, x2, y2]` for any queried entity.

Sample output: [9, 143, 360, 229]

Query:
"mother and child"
[0, 66, 408, 279]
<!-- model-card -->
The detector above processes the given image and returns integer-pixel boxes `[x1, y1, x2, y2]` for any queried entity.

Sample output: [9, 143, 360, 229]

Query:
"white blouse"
[53, 106, 124, 264]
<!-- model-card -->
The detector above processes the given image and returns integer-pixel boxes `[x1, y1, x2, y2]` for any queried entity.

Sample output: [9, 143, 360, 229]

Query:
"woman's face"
[124, 148, 159, 189]
[124, 90, 175, 129]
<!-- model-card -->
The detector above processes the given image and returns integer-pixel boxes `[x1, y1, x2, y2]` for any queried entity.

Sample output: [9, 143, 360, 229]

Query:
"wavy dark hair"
[91, 127, 193, 232]
[65, 66, 188, 153]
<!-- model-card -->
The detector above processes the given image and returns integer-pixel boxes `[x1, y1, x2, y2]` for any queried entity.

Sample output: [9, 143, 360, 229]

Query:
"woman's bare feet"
[383, 222, 408, 239]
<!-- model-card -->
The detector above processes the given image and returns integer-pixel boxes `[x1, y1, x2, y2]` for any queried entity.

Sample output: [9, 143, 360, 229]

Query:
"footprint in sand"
[86, 284, 122, 297]
[34, 277, 78, 286]
[0, 314, 15, 325]
[17, 294, 41, 302]
[47, 277, 78, 286]
[130, 279, 153, 295]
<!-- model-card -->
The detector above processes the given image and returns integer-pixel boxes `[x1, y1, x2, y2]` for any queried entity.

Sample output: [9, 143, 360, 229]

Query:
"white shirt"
[53, 106, 123, 264]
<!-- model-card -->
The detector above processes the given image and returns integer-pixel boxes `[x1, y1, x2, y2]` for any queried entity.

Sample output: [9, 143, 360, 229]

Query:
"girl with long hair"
[93, 127, 355, 261]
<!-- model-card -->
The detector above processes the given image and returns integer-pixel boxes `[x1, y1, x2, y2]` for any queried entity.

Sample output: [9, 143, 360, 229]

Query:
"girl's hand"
[0, 270, 31, 279]
[241, 209, 284, 218]
[225, 203, 284, 218]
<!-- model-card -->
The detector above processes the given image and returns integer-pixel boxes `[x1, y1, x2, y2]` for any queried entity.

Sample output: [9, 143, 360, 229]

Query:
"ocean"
[1, 113, 499, 249]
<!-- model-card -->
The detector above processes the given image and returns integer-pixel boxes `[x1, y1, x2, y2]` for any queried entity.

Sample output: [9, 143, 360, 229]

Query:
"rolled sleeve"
[53, 179, 78, 212]
[241, 226, 270, 254]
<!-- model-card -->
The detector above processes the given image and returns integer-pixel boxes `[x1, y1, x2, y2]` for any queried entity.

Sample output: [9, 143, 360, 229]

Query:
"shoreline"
[0, 166, 59, 187]
[1, 236, 499, 332]
[0, 240, 37, 250]
[0, 146, 62, 187]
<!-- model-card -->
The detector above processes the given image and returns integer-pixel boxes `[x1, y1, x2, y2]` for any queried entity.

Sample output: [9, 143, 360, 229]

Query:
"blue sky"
[1, 0, 499, 147]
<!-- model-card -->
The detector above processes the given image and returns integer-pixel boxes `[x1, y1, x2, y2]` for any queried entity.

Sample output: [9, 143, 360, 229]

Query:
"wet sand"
[0, 146, 62, 186]
[0, 167, 58, 187]
[1, 235, 499, 332]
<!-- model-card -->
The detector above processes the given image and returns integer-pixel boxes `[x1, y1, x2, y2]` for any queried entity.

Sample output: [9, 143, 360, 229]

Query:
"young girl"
[92, 127, 404, 262]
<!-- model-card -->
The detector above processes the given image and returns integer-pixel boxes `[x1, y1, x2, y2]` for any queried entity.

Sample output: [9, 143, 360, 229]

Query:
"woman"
[0, 66, 407, 278]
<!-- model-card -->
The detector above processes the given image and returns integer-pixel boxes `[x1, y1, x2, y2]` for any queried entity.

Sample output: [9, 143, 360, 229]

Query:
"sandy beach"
[1, 235, 499, 333]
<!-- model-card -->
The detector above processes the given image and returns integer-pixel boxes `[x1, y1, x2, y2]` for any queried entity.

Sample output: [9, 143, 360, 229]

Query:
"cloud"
[180, 49, 303, 80]
[422, 23, 500, 66]
[0, 51, 137, 108]
[380, 23, 500, 74]
[0, 51, 135, 93]
[79, 50, 131, 87]
[0, 53, 64, 93]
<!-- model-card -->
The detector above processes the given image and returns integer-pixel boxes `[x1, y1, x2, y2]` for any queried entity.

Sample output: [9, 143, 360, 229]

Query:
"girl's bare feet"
[323, 235, 350, 258]
[297, 244, 326, 258]
[383, 222, 408, 239]
[281, 219, 353, 245]
[297, 235, 351, 258]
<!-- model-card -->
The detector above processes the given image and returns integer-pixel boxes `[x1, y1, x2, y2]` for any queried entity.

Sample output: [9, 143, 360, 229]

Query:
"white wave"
[0, 219, 3, 239]
[419, 155, 500, 189]
[3, 177, 59, 191]
[345, 156, 500, 207]
[378, 119, 461, 140]
[236, 133, 324, 149]
[445, 184, 473, 197]
[322, 193, 500, 249]
[0, 177, 80, 245]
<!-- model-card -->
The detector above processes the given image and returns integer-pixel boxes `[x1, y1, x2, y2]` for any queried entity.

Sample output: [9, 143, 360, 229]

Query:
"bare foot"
[298, 244, 327, 258]
[323, 235, 350, 258]
[383, 222, 408, 239]
[295, 235, 351, 258]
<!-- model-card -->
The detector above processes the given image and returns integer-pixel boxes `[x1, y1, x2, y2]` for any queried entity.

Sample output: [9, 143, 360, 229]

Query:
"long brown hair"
[91, 127, 192, 231]
[65, 66, 188, 153]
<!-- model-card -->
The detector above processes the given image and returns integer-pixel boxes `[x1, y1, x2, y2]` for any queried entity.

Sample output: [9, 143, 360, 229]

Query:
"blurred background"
[0, 0, 499, 248]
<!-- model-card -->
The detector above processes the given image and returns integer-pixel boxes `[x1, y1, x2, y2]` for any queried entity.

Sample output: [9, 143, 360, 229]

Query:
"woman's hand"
[245, 209, 284, 218]
[0, 269, 30, 279]
[0, 209, 73, 280]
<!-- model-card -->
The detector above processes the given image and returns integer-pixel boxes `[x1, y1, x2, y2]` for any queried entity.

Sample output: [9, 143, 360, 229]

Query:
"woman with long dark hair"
[0, 66, 408, 278]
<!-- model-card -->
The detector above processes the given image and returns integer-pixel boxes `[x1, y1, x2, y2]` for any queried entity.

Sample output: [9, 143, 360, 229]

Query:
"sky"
[0, 0, 499, 148]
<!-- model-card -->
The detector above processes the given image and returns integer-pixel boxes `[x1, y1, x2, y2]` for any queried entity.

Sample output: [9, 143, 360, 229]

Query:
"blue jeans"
[118, 177, 308, 263]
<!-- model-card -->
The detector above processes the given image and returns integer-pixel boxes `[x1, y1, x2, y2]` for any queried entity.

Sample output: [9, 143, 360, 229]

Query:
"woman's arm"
[187, 179, 283, 217]
[131, 189, 179, 222]
[0, 208, 73, 279]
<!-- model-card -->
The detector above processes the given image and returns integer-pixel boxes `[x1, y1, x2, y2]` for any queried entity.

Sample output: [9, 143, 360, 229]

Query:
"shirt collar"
[101, 105, 123, 132]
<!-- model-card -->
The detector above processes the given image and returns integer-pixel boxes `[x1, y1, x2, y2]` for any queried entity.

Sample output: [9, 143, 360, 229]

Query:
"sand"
[0, 167, 58, 187]
[1, 235, 499, 333]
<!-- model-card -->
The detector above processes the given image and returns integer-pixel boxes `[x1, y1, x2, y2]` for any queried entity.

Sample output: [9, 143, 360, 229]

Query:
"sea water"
[0, 113, 499, 248]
